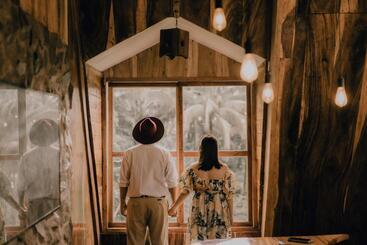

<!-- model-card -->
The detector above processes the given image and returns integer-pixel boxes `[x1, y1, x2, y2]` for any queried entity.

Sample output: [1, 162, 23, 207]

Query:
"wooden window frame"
[102, 79, 259, 235]
[0, 89, 27, 161]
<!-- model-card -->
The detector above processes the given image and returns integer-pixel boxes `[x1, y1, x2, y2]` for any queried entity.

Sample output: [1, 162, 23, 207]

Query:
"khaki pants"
[127, 197, 168, 245]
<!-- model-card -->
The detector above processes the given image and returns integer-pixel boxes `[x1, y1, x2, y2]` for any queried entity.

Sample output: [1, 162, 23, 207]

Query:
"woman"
[168, 135, 236, 241]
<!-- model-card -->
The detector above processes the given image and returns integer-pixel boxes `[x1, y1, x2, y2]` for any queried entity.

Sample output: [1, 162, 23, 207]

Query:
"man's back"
[120, 117, 177, 245]
[120, 144, 177, 198]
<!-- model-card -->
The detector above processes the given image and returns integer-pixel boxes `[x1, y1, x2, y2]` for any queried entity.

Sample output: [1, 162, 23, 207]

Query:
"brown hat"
[29, 119, 59, 146]
[132, 117, 164, 144]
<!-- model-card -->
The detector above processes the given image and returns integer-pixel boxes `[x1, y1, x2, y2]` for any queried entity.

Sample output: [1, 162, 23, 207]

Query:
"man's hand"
[120, 187, 128, 216]
[168, 207, 177, 217]
[121, 204, 127, 216]
[18, 206, 28, 227]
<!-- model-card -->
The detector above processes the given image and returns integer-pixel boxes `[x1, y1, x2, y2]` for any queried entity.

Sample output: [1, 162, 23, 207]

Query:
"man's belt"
[131, 195, 166, 198]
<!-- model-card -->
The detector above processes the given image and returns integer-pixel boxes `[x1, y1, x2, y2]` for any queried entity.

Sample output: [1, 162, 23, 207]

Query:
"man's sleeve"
[165, 152, 179, 188]
[120, 151, 130, 187]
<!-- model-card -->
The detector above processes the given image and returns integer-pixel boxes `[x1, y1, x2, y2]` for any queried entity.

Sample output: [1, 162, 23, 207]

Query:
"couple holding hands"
[120, 117, 236, 245]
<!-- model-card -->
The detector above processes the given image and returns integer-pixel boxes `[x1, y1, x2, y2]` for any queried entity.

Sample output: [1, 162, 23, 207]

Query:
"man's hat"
[132, 117, 164, 145]
[29, 119, 59, 146]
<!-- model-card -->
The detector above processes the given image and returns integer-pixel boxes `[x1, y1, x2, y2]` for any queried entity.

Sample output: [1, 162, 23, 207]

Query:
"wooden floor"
[194, 234, 349, 245]
[99, 233, 348, 245]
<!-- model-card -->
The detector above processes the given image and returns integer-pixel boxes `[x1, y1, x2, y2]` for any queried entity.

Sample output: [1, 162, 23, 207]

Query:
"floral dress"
[181, 167, 236, 241]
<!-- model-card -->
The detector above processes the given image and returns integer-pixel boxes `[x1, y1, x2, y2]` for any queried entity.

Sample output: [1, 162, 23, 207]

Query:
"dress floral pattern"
[181, 166, 236, 241]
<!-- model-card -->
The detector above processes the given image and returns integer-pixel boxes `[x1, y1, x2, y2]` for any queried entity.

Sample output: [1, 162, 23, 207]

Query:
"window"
[0, 87, 60, 237]
[105, 81, 255, 230]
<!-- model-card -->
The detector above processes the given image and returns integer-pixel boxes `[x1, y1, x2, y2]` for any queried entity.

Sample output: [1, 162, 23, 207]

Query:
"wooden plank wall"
[19, 0, 68, 44]
[105, 42, 242, 79]
[87, 68, 104, 217]
[265, 0, 367, 244]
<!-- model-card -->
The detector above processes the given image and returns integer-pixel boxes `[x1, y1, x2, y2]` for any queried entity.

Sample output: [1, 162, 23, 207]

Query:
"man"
[120, 117, 178, 245]
[18, 119, 60, 225]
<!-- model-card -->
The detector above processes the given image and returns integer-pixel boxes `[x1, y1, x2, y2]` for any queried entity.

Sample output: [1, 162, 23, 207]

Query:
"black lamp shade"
[215, 0, 223, 8]
[159, 28, 189, 60]
[337, 76, 345, 87]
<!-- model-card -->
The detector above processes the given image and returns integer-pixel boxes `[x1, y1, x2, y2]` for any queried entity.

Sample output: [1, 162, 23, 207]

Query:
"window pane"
[183, 158, 196, 222]
[113, 87, 176, 151]
[223, 157, 249, 222]
[183, 157, 249, 222]
[112, 157, 125, 222]
[0, 89, 18, 154]
[169, 156, 178, 223]
[183, 86, 247, 151]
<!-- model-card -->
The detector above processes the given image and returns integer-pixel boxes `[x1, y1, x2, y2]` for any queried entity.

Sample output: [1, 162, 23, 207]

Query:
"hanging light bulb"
[240, 53, 258, 83]
[261, 62, 274, 103]
[212, 0, 226, 32]
[262, 82, 274, 103]
[335, 76, 348, 107]
[240, 40, 259, 83]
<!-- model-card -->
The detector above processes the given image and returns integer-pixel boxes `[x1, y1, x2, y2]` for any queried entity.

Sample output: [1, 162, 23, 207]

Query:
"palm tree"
[183, 87, 247, 151]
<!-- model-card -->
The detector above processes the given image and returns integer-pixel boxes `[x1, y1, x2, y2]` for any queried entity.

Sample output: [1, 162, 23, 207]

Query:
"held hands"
[168, 206, 177, 217]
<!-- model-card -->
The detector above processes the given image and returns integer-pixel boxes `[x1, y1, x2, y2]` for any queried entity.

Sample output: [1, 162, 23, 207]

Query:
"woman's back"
[190, 162, 228, 181]
[181, 162, 236, 241]
[169, 135, 236, 242]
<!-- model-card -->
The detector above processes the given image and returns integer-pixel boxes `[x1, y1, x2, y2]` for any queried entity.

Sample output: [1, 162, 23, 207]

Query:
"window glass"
[0, 89, 19, 154]
[183, 86, 247, 151]
[110, 85, 250, 226]
[112, 157, 124, 222]
[113, 87, 176, 152]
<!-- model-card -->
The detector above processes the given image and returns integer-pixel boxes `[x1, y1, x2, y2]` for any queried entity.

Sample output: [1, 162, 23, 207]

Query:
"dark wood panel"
[78, 0, 111, 59]
[274, 4, 367, 245]
[217, 0, 243, 45]
[310, 0, 340, 14]
[241, 0, 269, 57]
[180, 0, 210, 29]
[345, 120, 367, 245]
[112, 0, 136, 42]
[146, 0, 172, 27]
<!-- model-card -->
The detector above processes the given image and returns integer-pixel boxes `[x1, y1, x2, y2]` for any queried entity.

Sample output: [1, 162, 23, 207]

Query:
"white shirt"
[18, 146, 60, 200]
[120, 144, 178, 198]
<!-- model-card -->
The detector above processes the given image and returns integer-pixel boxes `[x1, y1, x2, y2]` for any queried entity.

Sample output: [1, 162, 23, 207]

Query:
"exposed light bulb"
[3, 122, 8, 127]
[335, 86, 348, 107]
[262, 83, 274, 103]
[335, 76, 348, 108]
[212, 6, 226, 31]
[240, 53, 258, 83]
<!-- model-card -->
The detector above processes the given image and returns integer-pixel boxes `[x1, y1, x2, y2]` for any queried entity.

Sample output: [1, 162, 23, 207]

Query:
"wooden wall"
[264, 0, 367, 244]
[20, 0, 68, 44]
[105, 42, 242, 79]
[70, 87, 95, 245]
[18, 0, 106, 243]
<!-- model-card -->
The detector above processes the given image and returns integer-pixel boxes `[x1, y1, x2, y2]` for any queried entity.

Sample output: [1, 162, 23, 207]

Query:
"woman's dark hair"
[198, 135, 222, 171]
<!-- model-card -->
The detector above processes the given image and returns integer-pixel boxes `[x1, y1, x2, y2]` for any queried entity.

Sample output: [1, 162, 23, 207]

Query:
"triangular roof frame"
[86, 17, 265, 73]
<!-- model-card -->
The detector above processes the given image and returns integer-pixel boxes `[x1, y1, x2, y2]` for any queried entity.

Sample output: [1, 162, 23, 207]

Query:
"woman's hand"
[168, 206, 177, 217]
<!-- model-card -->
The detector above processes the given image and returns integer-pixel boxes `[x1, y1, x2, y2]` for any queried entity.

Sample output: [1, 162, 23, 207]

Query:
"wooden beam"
[86, 17, 265, 73]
